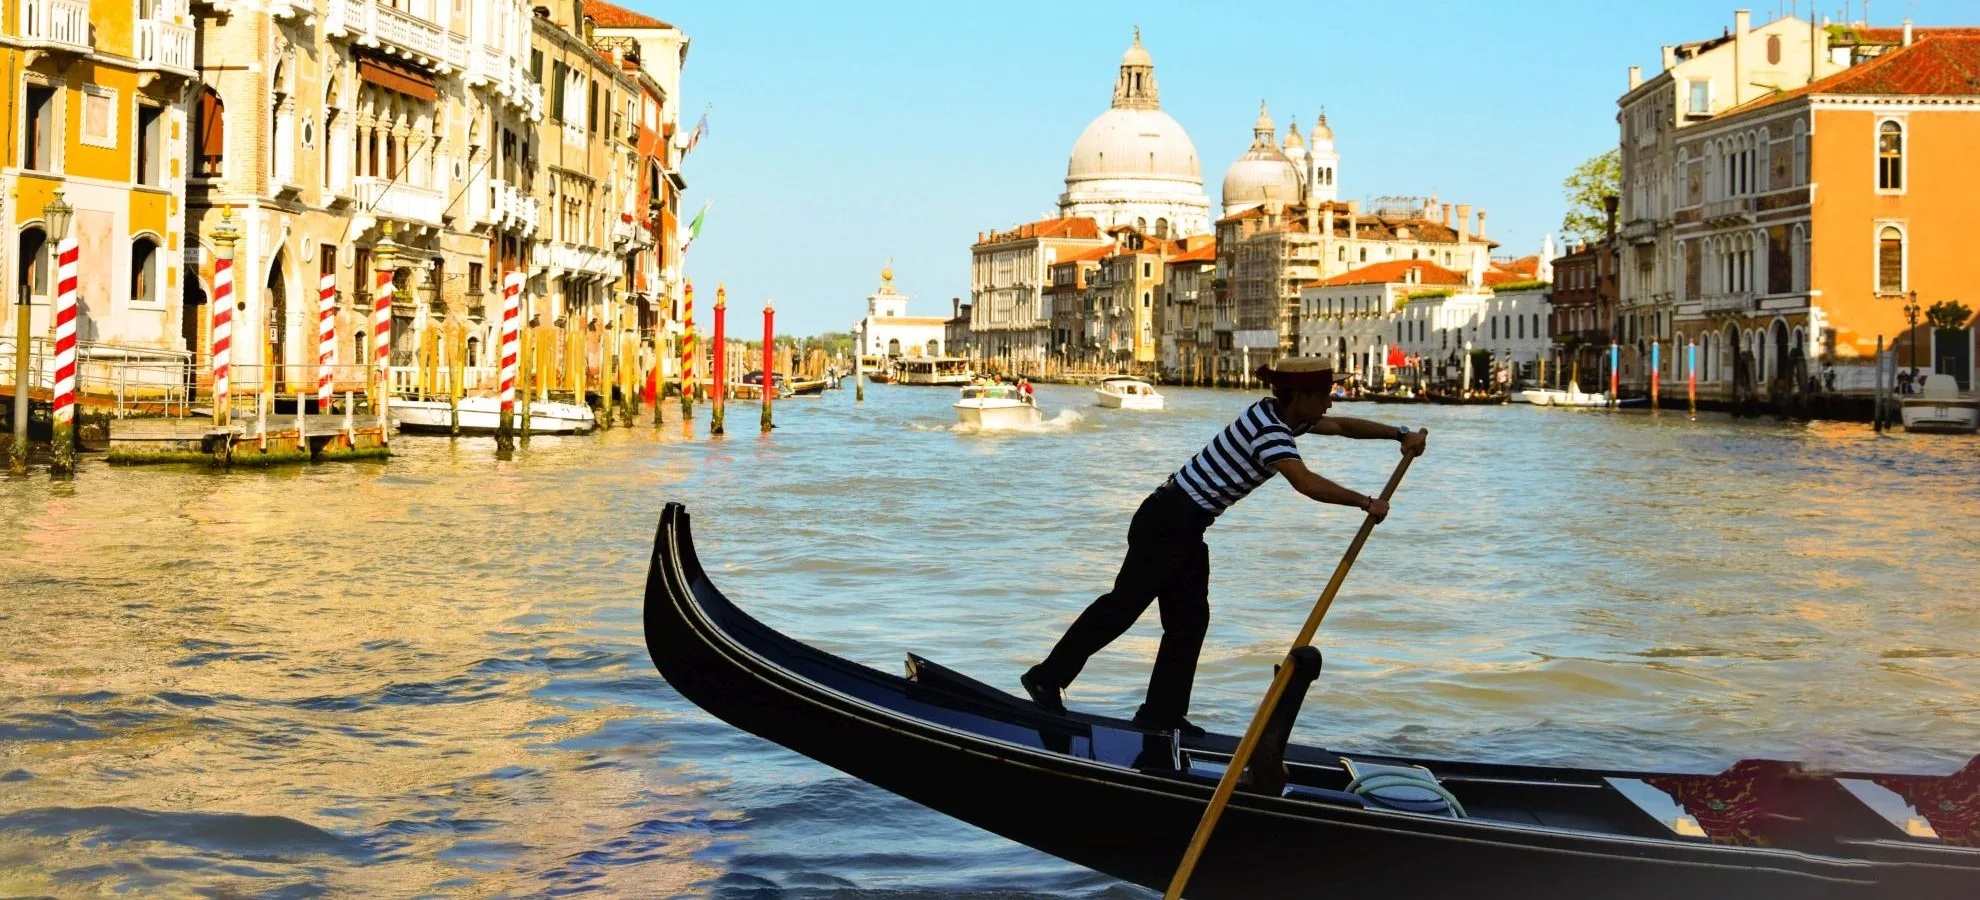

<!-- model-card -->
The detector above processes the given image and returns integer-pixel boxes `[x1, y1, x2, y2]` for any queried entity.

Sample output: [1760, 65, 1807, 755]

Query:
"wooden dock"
[109, 414, 390, 465]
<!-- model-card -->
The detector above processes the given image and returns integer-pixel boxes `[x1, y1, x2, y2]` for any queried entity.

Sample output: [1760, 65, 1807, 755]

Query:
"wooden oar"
[1162, 433, 1426, 899]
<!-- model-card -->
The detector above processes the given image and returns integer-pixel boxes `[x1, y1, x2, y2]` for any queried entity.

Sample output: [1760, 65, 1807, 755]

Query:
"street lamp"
[44, 191, 73, 243]
[1903, 290, 1921, 381]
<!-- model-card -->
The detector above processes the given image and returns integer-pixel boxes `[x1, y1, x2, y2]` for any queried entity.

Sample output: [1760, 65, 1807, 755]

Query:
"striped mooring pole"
[497, 271, 522, 450]
[373, 225, 399, 446]
[49, 236, 79, 475]
[318, 272, 337, 414]
[680, 280, 696, 419]
[210, 210, 240, 430]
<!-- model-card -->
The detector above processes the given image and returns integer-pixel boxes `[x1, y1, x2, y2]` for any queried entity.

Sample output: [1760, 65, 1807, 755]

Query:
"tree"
[1926, 300, 1973, 331]
[1561, 149, 1621, 244]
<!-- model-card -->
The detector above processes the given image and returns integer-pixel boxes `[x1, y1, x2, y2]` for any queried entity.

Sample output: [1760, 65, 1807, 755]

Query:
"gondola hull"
[642, 504, 1975, 898]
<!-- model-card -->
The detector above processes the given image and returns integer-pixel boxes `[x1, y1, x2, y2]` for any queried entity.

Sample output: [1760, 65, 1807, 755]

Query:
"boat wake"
[944, 409, 1087, 435]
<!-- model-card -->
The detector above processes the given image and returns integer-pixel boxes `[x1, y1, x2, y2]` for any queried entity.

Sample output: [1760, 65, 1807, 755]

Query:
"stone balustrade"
[353, 176, 444, 226]
[18, 0, 90, 51]
[135, 11, 195, 76]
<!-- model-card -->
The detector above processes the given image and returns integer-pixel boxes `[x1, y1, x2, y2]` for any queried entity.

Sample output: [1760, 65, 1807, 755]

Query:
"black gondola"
[641, 503, 1978, 898]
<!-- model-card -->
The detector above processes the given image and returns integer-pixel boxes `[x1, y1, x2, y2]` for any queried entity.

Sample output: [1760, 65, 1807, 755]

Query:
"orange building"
[1670, 33, 1980, 398]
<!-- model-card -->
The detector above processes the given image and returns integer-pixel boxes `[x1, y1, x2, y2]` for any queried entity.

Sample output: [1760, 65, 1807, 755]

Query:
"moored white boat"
[392, 395, 596, 435]
[1901, 374, 1980, 434]
[1520, 388, 1568, 406]
[1525, 382, 1641, 408]
[954, 384, 1042, 429]
[1094, 376, 1164, 410]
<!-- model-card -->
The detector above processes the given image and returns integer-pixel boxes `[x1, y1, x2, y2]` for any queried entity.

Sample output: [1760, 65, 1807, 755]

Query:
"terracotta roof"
[1732, 34, 1980, 115]
[1832, 26, 1980, 46]
[1053, 245, 1114, 264]
[978, 217, 1102, 245]
[588, 1, 673, 28]
[1309, 260, 1465, 288]
[1482, 270, 1529, 286]
[1497, 255, 1539, 276]
[1166, 243, 1217, 264]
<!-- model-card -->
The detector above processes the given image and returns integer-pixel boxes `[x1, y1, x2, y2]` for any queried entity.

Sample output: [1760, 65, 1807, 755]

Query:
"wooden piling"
[762, 300, 775, 433]
[712, 286, 727, 434]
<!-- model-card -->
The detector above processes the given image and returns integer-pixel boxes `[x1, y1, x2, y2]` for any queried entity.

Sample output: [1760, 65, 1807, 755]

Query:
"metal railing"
[2, 337, 196, 418]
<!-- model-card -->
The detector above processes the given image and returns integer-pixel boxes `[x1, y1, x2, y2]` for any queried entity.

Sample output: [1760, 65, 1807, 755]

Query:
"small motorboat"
[1525, 382, 1642, 408]
[1095, 376, 1164, 410]
[954, 384, 1041, 429]
[641, 504, 1978, 899]
[1900, 375, 1979, 434]
[391, 395, 596, 434]
[1519, 388, 1569, 406]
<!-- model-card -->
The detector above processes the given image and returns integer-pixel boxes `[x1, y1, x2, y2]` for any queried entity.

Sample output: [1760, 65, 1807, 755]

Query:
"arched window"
[1358, 247, 1367, 262]
[887, 337, 900, 356]
[1337, 246, 1346, 261]
[466, 335, 481, 368]
[1790, 224, 1807, 293]
[1155, 217, 1168, 238]
[1877, 120, 1903, 191]
[195, 86, 226, 177]
[926, 339, 939, 356]
[131, 238, 161, 305]
[1793, 120, 1808, 185]
[17, 226, 48, 303]
[1878, 225, 1904, 294]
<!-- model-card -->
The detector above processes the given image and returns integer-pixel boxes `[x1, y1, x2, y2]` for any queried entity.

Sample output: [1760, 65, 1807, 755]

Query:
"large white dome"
[1057, 31, 1212, 238]
[1066, 107, 1202, 184]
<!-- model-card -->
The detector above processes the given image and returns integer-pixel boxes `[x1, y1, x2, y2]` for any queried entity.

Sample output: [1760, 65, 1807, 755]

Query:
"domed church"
[1057, 30, 1213, 239]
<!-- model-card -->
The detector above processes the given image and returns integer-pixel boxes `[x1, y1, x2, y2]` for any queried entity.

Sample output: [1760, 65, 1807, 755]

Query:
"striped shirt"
[1171, 398, 1312, 515]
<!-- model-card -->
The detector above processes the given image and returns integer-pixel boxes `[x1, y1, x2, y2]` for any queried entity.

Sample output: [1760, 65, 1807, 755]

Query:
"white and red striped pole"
[373, 234, 396, 443]
[497, 270, 521, 448]
[318, 273, 337, 412]
[211, 235, 236, 428]
[49, 236, 79, 474]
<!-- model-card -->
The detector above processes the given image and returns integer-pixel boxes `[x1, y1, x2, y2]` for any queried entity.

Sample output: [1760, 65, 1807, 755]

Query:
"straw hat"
[1254, 355, 1347, 389]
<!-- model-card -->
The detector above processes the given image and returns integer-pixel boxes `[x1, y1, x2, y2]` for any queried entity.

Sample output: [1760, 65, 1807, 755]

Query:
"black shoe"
[1132, 710, 1207, 739]
[1020, 666, 1066, 715]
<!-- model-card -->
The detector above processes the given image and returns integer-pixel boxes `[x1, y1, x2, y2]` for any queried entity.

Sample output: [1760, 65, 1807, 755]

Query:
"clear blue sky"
[630, 0, 1970, 337]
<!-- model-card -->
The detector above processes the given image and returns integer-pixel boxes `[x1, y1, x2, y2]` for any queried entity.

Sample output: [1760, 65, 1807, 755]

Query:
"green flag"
[680, 198, 711, 253]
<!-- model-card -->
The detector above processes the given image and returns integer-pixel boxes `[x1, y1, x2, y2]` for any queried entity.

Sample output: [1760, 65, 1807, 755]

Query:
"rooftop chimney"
[1602, 195, 1619, 242]
[1903, 18, 1914, 45]
[1476, 210, 1488, 241]
[953, 297, 960, 318]
[1735, 9, 1750, 39]
[1442, 203, 1452, 226]
[1661, 45, 1676, 70]
[1629, 65, 1642, 89]
[1456, 204, 1472, 242]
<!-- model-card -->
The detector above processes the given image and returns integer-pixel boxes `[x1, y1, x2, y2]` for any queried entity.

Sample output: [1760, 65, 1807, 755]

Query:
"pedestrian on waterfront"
[1020, 356, 1427, 736]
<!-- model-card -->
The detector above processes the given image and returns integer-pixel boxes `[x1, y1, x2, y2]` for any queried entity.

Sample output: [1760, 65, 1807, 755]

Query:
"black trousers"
[1037, 481, 1213, 724]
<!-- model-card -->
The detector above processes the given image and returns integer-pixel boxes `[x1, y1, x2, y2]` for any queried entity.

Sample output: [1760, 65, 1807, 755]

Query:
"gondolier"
[1021, 356, 1427, 735]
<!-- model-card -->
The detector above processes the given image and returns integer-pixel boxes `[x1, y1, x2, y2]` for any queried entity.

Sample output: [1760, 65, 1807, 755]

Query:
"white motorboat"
[1095, 376, 1164, 410]
[1901, 374, 1980, 434]
[954, 384, 1041, 430]
[392, 395, 597, 435]
[1523, 382, 1639, 408]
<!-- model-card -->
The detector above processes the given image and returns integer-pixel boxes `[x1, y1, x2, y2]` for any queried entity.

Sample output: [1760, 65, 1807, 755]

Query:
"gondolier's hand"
[1398, 427, 1427, 458]
[1360, 496, 1389, 524]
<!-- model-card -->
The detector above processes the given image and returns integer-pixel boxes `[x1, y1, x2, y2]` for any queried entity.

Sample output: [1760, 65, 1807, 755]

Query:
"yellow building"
[4, 0, 195, 394]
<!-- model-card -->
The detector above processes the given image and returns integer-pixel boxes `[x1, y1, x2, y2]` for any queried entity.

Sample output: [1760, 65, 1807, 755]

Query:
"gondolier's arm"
[1274, 458, 1388, 523]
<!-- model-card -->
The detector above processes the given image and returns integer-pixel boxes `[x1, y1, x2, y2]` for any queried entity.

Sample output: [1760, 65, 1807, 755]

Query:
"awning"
[357, 56, 436, 102]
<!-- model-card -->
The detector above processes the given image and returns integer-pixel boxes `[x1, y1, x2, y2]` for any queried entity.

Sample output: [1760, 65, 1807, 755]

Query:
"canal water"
[3, 383, 1977, 897]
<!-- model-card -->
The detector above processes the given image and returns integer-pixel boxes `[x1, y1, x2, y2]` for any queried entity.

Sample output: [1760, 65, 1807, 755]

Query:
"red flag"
[1386, 345, 1406, 367]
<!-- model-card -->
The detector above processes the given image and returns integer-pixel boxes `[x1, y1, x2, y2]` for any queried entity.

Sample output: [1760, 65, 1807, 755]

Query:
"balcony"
[1698, 292, 1754, 314]
[17, 0, 91, 54]
[135, 10, 196, 78]
[353, 176, 443, 226]
[1620, 218, 1659, 245]
[1700, 196, 1753, 227]
[490, 179, 539, 236]
[328, 0, 452, 74]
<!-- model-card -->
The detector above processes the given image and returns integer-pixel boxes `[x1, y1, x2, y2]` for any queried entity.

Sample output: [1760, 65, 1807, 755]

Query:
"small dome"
[1122, 27, 1152, 67]
[1253, 100, 1274, 135]
[1222, 108, 1304, 217]
[1310, 112, 1334, 145]
[1284, 118, 1305, 150]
